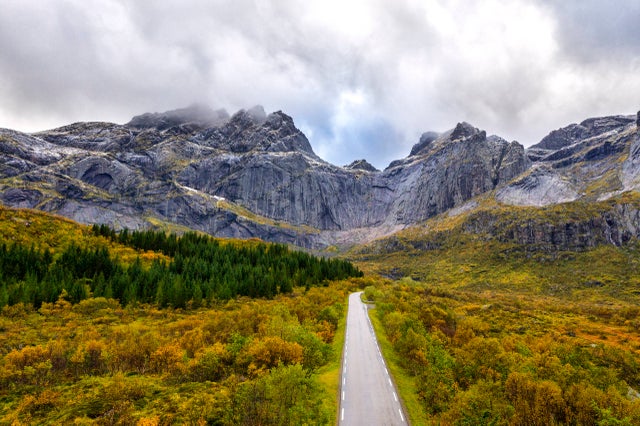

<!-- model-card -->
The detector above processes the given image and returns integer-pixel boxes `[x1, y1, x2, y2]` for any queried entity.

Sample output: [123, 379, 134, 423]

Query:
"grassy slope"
[0, 206, 365, 424]
[0, 206, 169, 265]
[353, 192, 640, 300]
[348, 192, 640, 423]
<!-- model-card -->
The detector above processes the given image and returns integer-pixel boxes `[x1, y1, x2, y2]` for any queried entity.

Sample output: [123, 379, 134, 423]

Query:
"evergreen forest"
[0, 223, 362, 309]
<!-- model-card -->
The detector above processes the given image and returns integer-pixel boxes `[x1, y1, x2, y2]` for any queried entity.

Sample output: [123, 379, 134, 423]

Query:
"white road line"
[385, 367, 389, 375]
[341, 408, 344, 421]
[399, 409, 405, 422]
[343, 377, 346, 385]
[342, 391, 345, 401]
[388, 378, 393, 386]
[393, 391, 398, 401]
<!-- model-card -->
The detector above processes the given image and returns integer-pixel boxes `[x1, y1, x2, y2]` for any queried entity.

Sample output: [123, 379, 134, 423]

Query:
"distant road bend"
[339, 292, 408, 425]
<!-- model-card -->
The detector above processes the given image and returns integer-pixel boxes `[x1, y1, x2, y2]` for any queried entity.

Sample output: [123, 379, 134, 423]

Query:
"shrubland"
[353, 197, 640, 425]
[0, 282, 364, 424]
[0, 206, 365, 424]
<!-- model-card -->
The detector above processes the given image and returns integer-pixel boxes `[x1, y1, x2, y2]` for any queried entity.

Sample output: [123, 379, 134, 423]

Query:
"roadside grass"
[317, 294, 349, 425]
[369, 308, 428, 426]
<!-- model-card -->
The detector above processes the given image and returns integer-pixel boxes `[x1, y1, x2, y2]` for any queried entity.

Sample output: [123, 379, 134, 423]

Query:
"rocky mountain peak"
[532, 115, 635, 151]
[246, 105, 267, 123]
[1, 106, 638, 250]
[228, 105, 268, 128]
[451, 122, 482, 141]
[344, 159, 379, 172]
[204, 107, 317, 157]
[409, 131, 439, 156]
[126, 104, 229, 130]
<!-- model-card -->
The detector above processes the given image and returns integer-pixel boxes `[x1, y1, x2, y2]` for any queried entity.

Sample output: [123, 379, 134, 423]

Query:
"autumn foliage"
[371, 281, 640, 425]
[0, 282, 358, 424]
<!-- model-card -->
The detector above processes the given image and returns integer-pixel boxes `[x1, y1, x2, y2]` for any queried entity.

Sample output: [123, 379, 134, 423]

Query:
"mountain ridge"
[0, 106, 638, 250]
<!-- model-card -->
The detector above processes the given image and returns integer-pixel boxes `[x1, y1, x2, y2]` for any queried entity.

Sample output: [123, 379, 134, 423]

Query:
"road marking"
[399, 409, 405, 422]
[388, 378, 393, 386]
[343, 377, 346, 385]
[342, 391, 345, 401]
[341, 408, 344, 421]
[385, 367, 389, 375]
[393, 391, 398, 401]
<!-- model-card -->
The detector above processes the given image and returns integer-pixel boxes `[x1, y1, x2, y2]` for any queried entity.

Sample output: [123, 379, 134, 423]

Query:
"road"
[339, 292, 408, 425]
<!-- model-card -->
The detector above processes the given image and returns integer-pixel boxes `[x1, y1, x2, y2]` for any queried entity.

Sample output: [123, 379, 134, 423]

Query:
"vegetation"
[0, 206, 366, 424]
[0, 215, 361, 310]
[366, 278, 640, 425]
[4, 191, 640, 425]
[0, 281, 362, 424]
[352, 195, 640, 425]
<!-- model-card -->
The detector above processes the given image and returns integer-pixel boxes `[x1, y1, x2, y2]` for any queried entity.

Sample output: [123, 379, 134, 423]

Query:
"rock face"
[345, 159, 379, 172]
[497, 114, 638, 206]
[459, 201, 640, 251]
[0, 106, 639, 249]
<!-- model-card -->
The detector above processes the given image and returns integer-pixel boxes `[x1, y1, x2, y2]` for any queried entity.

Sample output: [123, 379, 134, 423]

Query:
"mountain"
[0, 105, 638, 250]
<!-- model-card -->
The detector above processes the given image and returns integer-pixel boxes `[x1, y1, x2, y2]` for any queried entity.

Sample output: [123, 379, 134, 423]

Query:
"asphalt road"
[339, 292, 408, 425]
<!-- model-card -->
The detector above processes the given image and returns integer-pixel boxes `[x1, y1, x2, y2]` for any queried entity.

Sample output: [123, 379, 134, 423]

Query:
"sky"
[0, 0, 639, 169]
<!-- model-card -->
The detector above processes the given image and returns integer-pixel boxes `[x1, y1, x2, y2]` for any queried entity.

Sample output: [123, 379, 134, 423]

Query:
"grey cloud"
[0, 0, 638, 167]
[542, 0, 640, 62]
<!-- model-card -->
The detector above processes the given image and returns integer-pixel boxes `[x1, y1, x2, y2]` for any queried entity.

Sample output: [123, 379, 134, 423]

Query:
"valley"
[0, 107, 639, 424]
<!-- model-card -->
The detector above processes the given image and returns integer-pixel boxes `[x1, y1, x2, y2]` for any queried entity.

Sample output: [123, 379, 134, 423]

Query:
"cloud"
[541, 0, 640, 62]
[0, 0, 638, 169]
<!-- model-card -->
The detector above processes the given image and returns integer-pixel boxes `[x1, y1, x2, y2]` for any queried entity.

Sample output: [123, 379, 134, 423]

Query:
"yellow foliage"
[246, 336, 303, 374]
[150, 343, 186, 376]
[136, 416, 160, 426]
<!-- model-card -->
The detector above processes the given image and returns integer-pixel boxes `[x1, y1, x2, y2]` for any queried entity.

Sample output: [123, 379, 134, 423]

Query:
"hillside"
[346, 192, 640, 424]
[0, 206, 368, 424]
[0, 206, 361, 309]
[1, 108, 640, 424]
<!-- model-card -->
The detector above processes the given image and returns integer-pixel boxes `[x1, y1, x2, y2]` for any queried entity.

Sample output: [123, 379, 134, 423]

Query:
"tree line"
[0, 225, 362, 309]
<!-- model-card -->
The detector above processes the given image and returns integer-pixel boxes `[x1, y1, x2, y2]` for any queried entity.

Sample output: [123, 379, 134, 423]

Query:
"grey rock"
[496, 165, 579, 206]
[409, 132, 439, 156]
[460, 201, 640, 251]
[514, 113, 638, 207]
[0, 188, 44, 209]
[344, 159, 379, 172]
[126, 104, 229, 130]
[531, 115, 635, 151]
[450, 122, 482, 141]
[1, 105, 639, 251]
[622, 131, 640, 189]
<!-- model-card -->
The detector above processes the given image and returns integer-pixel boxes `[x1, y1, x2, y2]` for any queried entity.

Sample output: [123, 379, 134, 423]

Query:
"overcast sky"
[1, 0, 639, 169]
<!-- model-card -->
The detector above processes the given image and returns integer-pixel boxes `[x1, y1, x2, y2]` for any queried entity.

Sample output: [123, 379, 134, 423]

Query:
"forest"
[0, 224, 362, 309]
[0, 206, 371, 423]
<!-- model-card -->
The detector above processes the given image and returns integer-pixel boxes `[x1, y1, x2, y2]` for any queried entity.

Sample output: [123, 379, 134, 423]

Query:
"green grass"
[369, 307, 428, 426]
[317, 294, 349, 425]
[218, 199, 320, 234]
